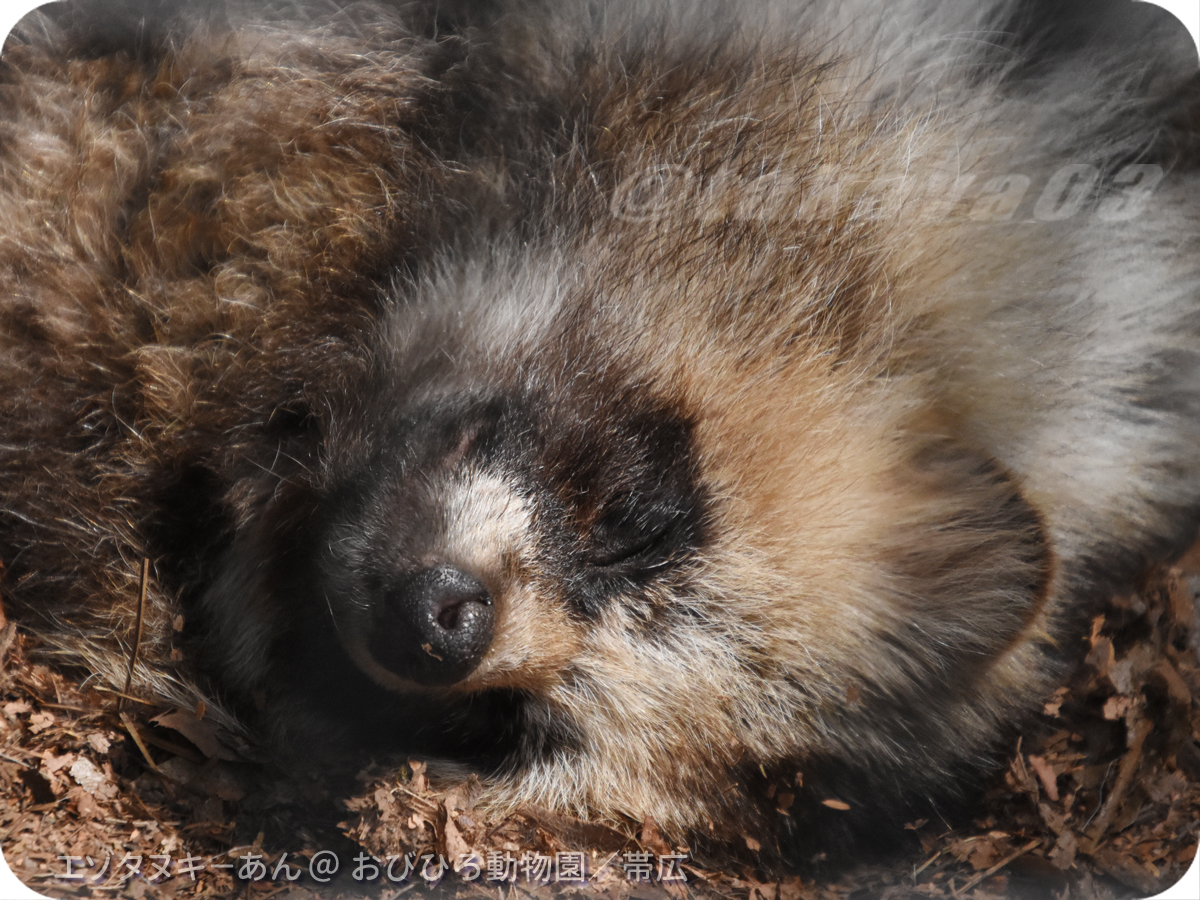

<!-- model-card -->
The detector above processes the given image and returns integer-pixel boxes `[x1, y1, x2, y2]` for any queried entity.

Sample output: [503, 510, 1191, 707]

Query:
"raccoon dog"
[1, 0, 1198, 865]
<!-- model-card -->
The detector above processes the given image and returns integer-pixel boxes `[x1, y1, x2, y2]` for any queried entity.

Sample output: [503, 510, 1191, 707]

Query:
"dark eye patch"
[502, 385, 711, 616]
[566, 496, 706, 618]
[585, 499, 686, 570]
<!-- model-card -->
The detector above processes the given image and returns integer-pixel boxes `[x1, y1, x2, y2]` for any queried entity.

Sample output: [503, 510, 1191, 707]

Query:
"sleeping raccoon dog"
[1, 0, 1198, 866]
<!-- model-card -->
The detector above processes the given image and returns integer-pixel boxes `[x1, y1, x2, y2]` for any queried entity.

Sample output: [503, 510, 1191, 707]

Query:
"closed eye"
[585, 510, 679, 570]
[587, 531, 666, 568]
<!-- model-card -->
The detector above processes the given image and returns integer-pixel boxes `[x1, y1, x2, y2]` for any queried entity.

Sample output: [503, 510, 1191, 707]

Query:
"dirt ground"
[3, 547, 1200, 900]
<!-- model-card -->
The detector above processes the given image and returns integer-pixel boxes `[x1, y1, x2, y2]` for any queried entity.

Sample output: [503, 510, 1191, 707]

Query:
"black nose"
[368, 566, 495, 686]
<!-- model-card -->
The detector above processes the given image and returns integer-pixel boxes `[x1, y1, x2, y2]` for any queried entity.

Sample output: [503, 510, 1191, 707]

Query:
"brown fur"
[0, 0, 473, 690]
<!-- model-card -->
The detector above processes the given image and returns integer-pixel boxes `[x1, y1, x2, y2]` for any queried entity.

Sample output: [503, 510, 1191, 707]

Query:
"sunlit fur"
[1, 0, 1197, 864]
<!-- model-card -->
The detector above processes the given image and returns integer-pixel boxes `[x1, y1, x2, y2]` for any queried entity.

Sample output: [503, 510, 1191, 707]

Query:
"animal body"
[1, 0, 1198, 867]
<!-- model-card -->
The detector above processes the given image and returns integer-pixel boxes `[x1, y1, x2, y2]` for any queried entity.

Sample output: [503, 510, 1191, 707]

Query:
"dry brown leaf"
[86, 732, 111, 755]
[1049, 830, 1079, 870]
[1151, 659, 1192, 708]
[441, 807, 472, 865]
[41, 750, 75, 774]
[1165, 569, 1195, 630]
[1087, 637, 1115, 679]
[67, 784, 102, 820]
[639, 815, 672, 857]
[1043, 687, 1069, 718]
[1028, 754, 1060, 802]
[152, 709, 242, 761]
[443, 783, 472, 813]
[408, 759, 428, 793]
[967, 838, 1001, 871]
[1103, 694, 1132, 721]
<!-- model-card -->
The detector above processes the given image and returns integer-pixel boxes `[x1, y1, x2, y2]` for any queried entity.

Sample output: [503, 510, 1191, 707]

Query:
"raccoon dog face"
[216, 275, 726, 782]
[205, 238, 1062, 858]
[315, 387, 707, 695]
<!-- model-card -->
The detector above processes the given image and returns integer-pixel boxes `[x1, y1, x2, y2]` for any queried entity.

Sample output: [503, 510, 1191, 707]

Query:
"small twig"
[914, 848, 943, 876]
[118, 558, 150, 715]
[94, 686, 157, 706]
[392, 783, 442, 812]
[1080, 758, 1117, 832]
[120, 710, 161, 775]
[1082, 715, 1154, 850]
[0, 751, 35, 769]
[135, 728, 205, 764]
[36, 701, 92, 713]
[953, 839, 1040, 897]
